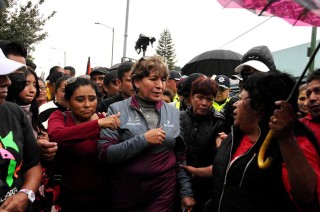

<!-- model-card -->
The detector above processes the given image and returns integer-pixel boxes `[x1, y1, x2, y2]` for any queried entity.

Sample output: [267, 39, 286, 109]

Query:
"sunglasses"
[66, 75, 91, 86]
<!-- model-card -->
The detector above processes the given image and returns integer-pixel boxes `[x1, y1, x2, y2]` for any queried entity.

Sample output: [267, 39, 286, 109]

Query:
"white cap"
[235, 60, 270, 73]
[0, 49, 26, 75]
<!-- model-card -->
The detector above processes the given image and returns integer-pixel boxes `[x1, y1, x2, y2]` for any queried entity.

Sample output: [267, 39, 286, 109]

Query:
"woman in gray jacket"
[98, 56, 195, 212]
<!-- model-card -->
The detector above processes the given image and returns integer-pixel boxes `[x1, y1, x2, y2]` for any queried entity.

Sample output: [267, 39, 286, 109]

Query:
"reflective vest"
[213, 97, 230, 112]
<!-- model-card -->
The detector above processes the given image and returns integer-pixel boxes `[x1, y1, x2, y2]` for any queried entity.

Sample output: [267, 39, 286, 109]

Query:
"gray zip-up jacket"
[97, 95, 193, 199]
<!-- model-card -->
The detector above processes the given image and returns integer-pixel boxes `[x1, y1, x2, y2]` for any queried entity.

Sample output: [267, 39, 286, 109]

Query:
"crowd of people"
[0, 40, 320, 212]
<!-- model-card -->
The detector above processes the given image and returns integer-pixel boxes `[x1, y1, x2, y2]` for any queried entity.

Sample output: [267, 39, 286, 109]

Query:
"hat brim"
[231, 74, 243, 81]
[0, 51, 26, 75]
[235, 60, 270, 73]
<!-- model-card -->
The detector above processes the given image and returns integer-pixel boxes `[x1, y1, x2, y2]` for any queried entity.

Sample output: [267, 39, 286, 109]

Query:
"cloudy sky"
[28, 0, 320, 77]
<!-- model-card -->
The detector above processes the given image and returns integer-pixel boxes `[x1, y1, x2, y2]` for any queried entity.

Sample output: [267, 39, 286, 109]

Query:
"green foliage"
[0, 0, 55, 53]
[156, 28, 177, 70]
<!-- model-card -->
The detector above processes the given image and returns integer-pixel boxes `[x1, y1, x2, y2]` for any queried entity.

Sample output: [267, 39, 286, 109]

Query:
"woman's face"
[298, 89, 308, 114]
[19, 73, 37, 104]
[68, 85, 97, 122]
[233, 89, 259, 131]
[55, 80, 68, 108]
[36, 79, 47, 103]
[191, 93, 214, 116]
[134, 70, 166, 102]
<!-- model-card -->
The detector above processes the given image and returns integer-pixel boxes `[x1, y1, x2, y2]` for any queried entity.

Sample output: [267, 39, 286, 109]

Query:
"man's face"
[240, 66, 259, 82]
[119, 71, 134, 99]
[215, 87, 230, 103]
[166, 79, 179, 93]
[7, 54, 27, 73]
[90, 73, 105, 94]
[306, 79, 320, 118]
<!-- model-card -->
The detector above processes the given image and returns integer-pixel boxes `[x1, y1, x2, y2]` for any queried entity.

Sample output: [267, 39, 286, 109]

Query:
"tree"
[0, 0, 56, 53]
[156, 28, 177, 70]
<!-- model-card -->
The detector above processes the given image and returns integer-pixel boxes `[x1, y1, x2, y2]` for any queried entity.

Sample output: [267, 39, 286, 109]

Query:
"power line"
[217, 16, 273, 49]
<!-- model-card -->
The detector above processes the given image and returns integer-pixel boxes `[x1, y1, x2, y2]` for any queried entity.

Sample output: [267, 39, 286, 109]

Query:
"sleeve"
[47, 110, 100, 148]
[176, 113, 194, 198]
[97, 105, 149, 164]
[21, 109, 40, 173]
[282, 136, 320, 206]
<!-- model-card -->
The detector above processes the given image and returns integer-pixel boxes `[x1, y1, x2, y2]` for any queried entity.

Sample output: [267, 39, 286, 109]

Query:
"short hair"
[65, 77, 98, 101]
[0, 40, 27, 58]
[27, 59, 37, 71]
[191, 75, 219, 97]
[131, 56, 168, 91]
[243, 71, 298, 130]
[64, 66, 76, 76]
[307, 68, 320, 84]
[118, 61, 134, 80]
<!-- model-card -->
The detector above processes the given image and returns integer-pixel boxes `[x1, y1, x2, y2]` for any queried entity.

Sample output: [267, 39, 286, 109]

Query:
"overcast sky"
[29, 0, 320, 77]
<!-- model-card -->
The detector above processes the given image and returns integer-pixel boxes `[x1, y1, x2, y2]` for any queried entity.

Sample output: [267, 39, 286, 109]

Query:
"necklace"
[140, 108, 156, 118]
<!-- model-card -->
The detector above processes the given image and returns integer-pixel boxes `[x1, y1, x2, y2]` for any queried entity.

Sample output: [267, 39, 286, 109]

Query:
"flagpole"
[86, 57, 91, 75]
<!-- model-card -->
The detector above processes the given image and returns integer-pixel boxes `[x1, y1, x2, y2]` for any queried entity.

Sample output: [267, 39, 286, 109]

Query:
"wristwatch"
[19, 189, 35, 203]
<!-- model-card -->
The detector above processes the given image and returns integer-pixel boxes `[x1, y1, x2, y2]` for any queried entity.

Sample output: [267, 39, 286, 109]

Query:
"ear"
[116, 79, 122, 87]
[133, 79, 140, 90]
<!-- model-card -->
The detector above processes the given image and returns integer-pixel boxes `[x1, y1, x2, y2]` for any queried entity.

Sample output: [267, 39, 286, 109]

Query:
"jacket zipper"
[217, 127, 261, 212]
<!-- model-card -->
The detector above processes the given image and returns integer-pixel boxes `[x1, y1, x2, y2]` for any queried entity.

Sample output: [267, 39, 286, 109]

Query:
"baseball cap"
[177, 73, 203, 97]
[90, 67, 109, 77]
[235, 45, 276, 73]
[168, 70, 182, 81]
[103, 69, 118, 86]
[231, 74, 243, 81]
[0, 49, 26, 75]
[214, 75, 230, 89]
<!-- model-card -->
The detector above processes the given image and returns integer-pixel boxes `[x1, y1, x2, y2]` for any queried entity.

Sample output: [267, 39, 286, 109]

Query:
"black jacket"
[180, 107, 226, 211]
[206, 126, 296, 212]
[96, 93, 124, 113]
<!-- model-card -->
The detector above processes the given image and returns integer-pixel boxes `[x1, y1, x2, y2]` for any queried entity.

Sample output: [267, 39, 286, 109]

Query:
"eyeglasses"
[66, 75, 91, 86]
[39, 86, 47, 91]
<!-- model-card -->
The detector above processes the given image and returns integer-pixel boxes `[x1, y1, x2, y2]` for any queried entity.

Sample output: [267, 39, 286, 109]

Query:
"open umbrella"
[181, 49, 242, 78]
[217, 0, 320, 26]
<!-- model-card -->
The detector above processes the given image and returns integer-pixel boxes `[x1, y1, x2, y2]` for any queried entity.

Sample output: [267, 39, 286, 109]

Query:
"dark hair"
[131, 56, 168, 91]
[27, 59, 37, 71]
[243, 71, 298, 131]
[0, 40, 27, 58]
[118, 61, 133, 80]
[64, 66, 76, 76]
[163, 88, 174, 102]
[55, 75, 70, 93]
[7, 69, 44, 133]
[49, 71, 65, 85]
[307, 68, 320, 84]
[64, 77, 98, 101]
[191, 76, 219, 97]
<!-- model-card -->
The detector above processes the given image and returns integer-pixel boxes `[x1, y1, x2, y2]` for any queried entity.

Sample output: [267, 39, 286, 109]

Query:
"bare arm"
[0, 163, 42, 212]
[271, 101, 318, 205]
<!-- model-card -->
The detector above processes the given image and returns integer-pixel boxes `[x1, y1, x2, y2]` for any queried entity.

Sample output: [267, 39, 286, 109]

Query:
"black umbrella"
[181, 49, 242, 77]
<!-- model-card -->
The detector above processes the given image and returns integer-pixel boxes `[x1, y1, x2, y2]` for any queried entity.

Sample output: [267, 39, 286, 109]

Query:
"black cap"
[215, 75, 230, 89]
[103, 70, 118, 86]
[177, 73, 203, 97]
[168, 70, 182, 81]
[90, 67, 108, 77]
[235, 45, 276, 73]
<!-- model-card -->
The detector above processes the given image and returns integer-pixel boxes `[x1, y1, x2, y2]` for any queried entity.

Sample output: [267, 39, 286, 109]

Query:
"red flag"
[86, 57, 91, 75]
